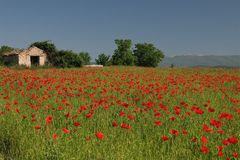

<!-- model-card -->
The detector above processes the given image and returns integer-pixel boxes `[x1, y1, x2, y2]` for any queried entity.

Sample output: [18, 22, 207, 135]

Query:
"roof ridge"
[3, 46, 44, 56]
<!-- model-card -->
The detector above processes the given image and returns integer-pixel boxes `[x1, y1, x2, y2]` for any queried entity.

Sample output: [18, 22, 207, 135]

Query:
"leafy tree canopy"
[79, 52, 91, 65]
[0, 45, 14, 55]
[112, 39, 136, 66]
[0, 45, 14, 65]
[95, 53, 111, 66]
[134, 43, 164, 67]
[55, 50, 83, 68]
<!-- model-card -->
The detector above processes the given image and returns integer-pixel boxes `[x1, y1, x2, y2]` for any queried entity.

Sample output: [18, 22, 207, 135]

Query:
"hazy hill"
[160, 55, 240, 67]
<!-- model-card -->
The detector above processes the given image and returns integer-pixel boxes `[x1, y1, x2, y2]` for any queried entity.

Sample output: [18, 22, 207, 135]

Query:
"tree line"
[0, 39, 164, 68]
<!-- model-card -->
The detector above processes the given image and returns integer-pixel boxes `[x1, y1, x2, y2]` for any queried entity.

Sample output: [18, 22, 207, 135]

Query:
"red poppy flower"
[161, 136, 169, 141]
[32, 118, 37, 122]
[121, 124, 131, 129]
[154, 120, 162, 126]
[232, 152, 239, 158]
[73, 122, 81, 127]
[191, 137, 197, 142]
[45, 116, 53, 125]
[32, 114, 36, 118]
[154, 112, 161, 117]
[222, 139, 230, 145]
[218, 151, 223, 156]
[16, 108, 20, 113]
[58, 106, 63, 110]
[182, 130, 188, 134]
[52, 133, 58, 140]
[170, 129, 179, 136]
[217, 146, 223, 151]
[203, 124, 213, 132]
[127, 115, 135, 120]
[35, 125, 41, 129]
[208, 108, 215, 112]
[191, 107, 204, 115]
[201, 136, 208, 146]
[62, 128, 70, 133]
[112, 121, 118, 127]
[217, 130, 224, 134]
[210, 119, 222, 128]
[200, 147, 209, 153]
[219, 112, 233, 120]
[14, 100, 18, 105]
[119, 111, 125, 117]
[227, 136, 238, 144]
[3, 96, 8, 100]
[103, 105, 109, 110]
[86, 113, 92, 118]
[95, 131, 104, 139]
[203, 104, 208, 107]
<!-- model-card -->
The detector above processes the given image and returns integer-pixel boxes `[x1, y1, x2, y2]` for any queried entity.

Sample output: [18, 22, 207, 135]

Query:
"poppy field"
[0, 67, 239, 160]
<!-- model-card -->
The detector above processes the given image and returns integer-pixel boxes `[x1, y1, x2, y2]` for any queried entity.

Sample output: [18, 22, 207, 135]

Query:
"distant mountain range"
[160, 55, 240, 67]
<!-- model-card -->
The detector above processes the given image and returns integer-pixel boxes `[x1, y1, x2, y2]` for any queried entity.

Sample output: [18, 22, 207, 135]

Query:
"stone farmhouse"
[3, 46, 47, 67]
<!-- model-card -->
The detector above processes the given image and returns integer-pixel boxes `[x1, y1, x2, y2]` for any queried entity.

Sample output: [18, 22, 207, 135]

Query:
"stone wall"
[18, 47, 47, 67]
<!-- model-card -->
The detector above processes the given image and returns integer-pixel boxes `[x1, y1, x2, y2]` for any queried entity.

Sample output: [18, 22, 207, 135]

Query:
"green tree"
[79, 52, 91, 65]
[112, 39, 136, 66]
[55, 50, 83, 68]
[133, 43, 164, 67]
[0, 45, 14, 54]
[30, 41, 57, 65]
[0, 45, 14, 65]
[95, 53, 111, 66]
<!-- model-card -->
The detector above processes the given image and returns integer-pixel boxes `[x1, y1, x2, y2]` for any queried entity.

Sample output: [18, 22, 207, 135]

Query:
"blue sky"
[0, 0, 239, 58]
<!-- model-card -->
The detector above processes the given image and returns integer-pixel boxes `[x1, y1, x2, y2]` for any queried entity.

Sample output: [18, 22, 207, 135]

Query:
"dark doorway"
[30, 56, 40, 66]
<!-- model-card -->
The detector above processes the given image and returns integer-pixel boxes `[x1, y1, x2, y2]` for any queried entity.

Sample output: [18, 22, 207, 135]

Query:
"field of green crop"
[0, 67, 239, 160]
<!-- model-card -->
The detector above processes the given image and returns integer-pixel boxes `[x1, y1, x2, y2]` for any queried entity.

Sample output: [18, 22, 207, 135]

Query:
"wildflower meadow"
[0, 67, 239, 159]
